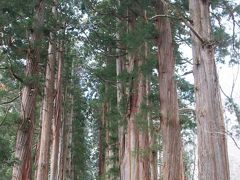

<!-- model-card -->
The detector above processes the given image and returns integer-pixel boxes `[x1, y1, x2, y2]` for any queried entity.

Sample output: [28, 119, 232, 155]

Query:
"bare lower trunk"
[119, 8, 154, 179]
[59, 90, 73, 180]
[104, 100, 112, 179]
[98, 121, 105, 177]
[145, 47, 157, 180]
[63, 94, 73, 179]
[122, 67, 150, 180]
[120, 11, 137, 180]
[155, 2, 184, 180]
[149, 131, 157, 180]
[12, 87, 36, 180]
[12, 1, 45, 179]
[189, 1, 230, 179]
[57, 107, 64, 180]
[138, 107, 150, 179]
[58, 60, 74, 180]
[36, 20, 56, 180]
[116, 35, 125, 180]
[50, 40, 63, 180]
[98, 101, 107, 177]
[148, 121, 157, 180]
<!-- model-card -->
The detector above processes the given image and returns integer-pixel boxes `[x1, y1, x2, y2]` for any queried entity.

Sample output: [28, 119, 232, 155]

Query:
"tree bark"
[98, 100, 107, 177]
[116, 28, 125, 180]
[36, 8, 56, 179]
[120, 11, 151, 179]
[104, 93, 112, 178]
[57, 99, 65, 180]
[58, 60, 74, 180]
[155, 2, 184, 180]
[145, 42, 157, 180]
[62, 94, 73, 180]
[58, 87, 73, 180]
[12, 1, 45, 179]
[116, 5, 125, 179]
[120, 13, 137, 179]
[50, 40, 63, 180]
[189, 0, 230, 179]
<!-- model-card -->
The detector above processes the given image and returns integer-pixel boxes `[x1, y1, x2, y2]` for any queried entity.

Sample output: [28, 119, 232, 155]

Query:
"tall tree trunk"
[36, 8, 56, 179]
[155, 2, 184, 180]
[116, 30, 125, 180]
[138, 41, 151, 180]
[120, 11, 136, 180]
[12, 1, 45, 179]
[62, 94, 73, 180]
[33, 107, 42, 180]
[99, 81, 112, 178]
[148, 119, 157, 180]
[144, 41, 157, 180]
[98, 132, 104, 177]
[59, 59, 74, 180]
[50, 40, 63, 180]
[57, 95, 65, 180]
[120, 11, 151, 179]
[98, 99, 107, 177]
[116, 3, 125, 178]
[59, 89, 73, 180]
[189, 1, 230, 179]
[105, 98, 113, 179]
[120, 12, 137, 179]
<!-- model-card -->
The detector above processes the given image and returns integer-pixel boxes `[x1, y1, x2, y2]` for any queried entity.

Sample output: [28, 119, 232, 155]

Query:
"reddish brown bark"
[145, 42, 157, 180]
[56, 80, 74, 180]
[116, 20, 125, 180]
[119, 12, 151, 179]
[98, 121, 105, 177]
[155, 2, 184, 180]
[104, 95, 113, 178]
[50, 40, 63, 180]
[121, 62, 151, 180]
[36, 18, 56, 180]
[57, 89, 67, 180]
[57, 101, 65, 180]
[189, 0, 230, 179]
[12, 1, 45, 179]
[62, 94, 73, 180]
[59, 90, 73, 180]
[116, 31, 126, 180]
[120, 12, 136, 180]
[98, 95, 108, 177]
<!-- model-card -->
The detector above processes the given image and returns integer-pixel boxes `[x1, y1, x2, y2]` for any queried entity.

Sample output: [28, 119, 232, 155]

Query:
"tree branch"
[9, 66, 24, 83]
[179, 107, 195, 115]
[0, 106, 11, 127]
[226, 130, 240, 150]
[155, 0, 205, 43]
[0, 95, 20, 105]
